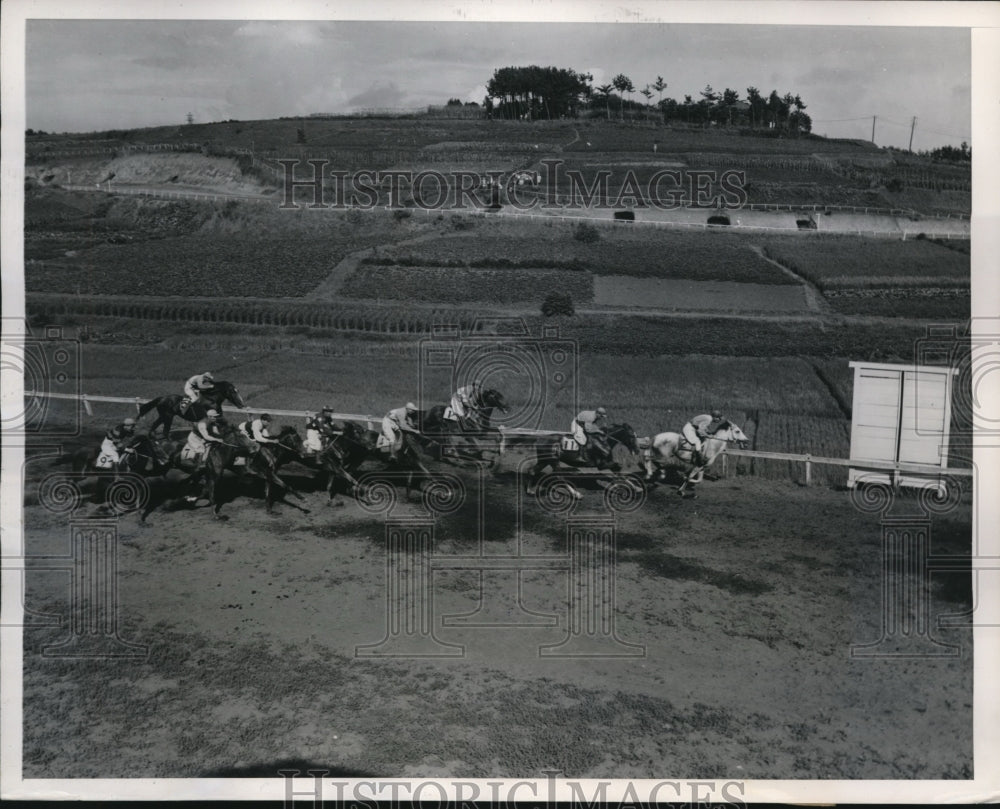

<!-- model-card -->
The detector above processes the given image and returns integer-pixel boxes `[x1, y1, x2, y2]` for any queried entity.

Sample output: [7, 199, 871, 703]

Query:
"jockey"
[97, 417, 138, 469]
[449, 379, 482, 428]
[304, 406, 337, 454]
[183, 371, 215, 405]
[183, 408, 226, 468]
[240, 413, 279, 446]
[382, 402, 419, 461]
[682, 410, 725, 463]
[571, 407, 609, 462]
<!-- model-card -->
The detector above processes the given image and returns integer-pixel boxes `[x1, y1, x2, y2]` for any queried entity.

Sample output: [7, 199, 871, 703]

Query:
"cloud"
[346, 81, 408, 110]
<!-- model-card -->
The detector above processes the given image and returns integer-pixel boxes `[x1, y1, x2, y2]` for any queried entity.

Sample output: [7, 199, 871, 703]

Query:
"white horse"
[642, 420, 749, 497]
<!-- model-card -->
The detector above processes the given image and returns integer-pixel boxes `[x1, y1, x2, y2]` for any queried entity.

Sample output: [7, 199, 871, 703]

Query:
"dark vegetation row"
[28, 293, 965, 361]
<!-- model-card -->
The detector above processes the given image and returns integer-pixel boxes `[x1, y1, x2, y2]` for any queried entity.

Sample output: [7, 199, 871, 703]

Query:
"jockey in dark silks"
[97, 417, 138, 469]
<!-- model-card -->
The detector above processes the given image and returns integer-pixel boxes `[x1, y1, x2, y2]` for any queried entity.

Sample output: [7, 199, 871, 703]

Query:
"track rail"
[24, 390, 971, 481]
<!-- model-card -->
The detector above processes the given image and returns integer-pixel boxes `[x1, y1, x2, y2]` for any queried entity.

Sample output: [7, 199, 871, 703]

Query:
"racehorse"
[308, 420, 376, 505]
[183, 421, 303, 517]
[418, 388, 508, 464]
[137, 381, 247, 438]
[250, 426, 311, 513]
[525, 423, 641, 500]
[642, 420, 749, 497]
[67, 433, 171, 476]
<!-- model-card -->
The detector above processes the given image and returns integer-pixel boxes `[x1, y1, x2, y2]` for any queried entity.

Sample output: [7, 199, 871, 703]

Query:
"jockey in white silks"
[681, 410, 726, 460]
[182, 409, 225, 466]
[449, 380, 482, 427]
[183, 371, 215, 405]
[96, 418, 137, 469]
[382, 402, 419, 461]
[571, 407, 607, 446]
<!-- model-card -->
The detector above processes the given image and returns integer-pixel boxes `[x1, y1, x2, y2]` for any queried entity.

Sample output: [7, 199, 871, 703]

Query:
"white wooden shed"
[847, 361, 958, 491]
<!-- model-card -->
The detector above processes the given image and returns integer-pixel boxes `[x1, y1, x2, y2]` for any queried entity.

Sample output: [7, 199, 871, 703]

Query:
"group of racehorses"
[67, 380, 749, 519]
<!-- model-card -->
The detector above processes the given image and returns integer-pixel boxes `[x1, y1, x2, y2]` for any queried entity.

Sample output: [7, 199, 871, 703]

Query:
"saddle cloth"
[376, 434, 393, 449]
[443, 406, 458, 421]
[96, 453, 117, 470]
[561, 436, 580, 452]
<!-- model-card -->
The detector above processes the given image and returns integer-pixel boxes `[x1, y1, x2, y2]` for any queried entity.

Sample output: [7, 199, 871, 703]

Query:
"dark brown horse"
[417, 388, 508, 465]
[138, 381, 247, 437]
[186, 422, 303, 517]
[308, 420, 377, 505]
[525, 422, 640, 500]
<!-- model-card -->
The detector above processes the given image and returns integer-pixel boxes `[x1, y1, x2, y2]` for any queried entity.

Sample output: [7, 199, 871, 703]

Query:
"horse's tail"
[137, 397, 162, 417]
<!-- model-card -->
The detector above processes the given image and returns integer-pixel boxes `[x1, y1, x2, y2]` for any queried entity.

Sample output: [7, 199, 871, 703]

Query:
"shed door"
[850, 368, 902, 463]
[898, 370, 948, 466]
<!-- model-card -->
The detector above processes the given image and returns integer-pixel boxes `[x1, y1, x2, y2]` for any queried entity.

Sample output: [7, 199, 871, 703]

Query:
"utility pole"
[908, 116, 917, 152]
[871, 115, 877, 144]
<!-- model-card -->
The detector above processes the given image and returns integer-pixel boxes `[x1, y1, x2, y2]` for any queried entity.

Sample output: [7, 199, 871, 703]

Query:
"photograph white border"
[3, 0, 998, 802]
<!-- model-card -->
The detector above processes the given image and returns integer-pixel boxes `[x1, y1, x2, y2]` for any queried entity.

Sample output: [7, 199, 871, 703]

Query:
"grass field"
[371, 221, 797, 284]
[342, 265, 595, 305]
[762, 235, 970, 288]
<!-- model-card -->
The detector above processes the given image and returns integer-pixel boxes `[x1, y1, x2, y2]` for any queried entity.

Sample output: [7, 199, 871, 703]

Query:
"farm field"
[364, 221, 798, 284]
[342, 265, 595, 305]
[762, 234, 970, 287]
[591, 276, 808, 312]
[761, 233, 970, 319]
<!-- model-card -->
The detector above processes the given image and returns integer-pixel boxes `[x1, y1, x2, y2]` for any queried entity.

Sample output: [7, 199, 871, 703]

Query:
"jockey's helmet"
[322, 405, 334, 413]
[405, 402, 417, 412]
[596, 406, 607, 416]
[207, 409, 220, 419]
[203, 371, 214, 380]
[123, 417, 136, 428]
[261, 413, 272, 422]
[711, 409, 723, 418]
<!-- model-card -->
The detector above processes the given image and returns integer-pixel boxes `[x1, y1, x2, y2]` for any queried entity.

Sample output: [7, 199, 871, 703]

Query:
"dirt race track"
[21, 445, 973, 779]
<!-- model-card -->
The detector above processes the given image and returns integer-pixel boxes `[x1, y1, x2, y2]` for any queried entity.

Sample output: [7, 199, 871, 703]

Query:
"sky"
[23, 18, 972, 151]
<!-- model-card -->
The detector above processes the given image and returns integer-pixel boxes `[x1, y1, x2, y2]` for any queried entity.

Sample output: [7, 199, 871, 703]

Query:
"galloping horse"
[138, 381, 247, 438]
[68, 433, 171, 476]
[251, 426, 310, 513]
[308, 420, 376, 504]
[525, 423, 640, 500]
[185, 421, 302, 517]
[642, 420, 749, 497]
[418, 388, 508, 464]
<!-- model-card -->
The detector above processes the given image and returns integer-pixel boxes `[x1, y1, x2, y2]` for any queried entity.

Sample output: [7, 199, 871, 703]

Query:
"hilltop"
[26, 116, 970, 216]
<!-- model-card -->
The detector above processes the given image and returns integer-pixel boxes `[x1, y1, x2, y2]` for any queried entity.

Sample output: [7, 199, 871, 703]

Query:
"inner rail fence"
[24, 390, 972, 487]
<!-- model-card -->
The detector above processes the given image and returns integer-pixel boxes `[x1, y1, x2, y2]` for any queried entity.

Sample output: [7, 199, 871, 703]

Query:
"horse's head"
[278, 425, 305, 454]
[608, 423, 640, 455]
[715, 421, 749, 449]
[221, 421, 255, 451]
[217, 382, 246, 409]
[479, 388, 508, 413]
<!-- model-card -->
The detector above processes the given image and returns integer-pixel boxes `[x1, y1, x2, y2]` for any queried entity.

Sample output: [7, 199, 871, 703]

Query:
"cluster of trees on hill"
[926, 142, 971, 162]
[481, 65, 812, 133]
[484, 66, 594, 120]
